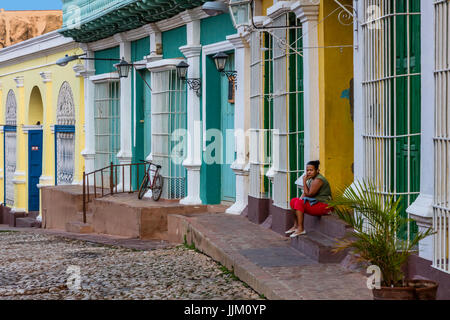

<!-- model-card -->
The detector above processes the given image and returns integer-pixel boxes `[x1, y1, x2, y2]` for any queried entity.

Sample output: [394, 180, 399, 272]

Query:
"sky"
[0, 0, 62, 10]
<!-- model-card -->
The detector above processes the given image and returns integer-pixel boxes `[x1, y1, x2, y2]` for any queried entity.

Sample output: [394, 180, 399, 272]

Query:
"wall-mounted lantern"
[229, 0, 252, 28]
[176, 61, 202, 97]
[212, 52, 237, 84]
[212, 52, 237, 102]
[114, 58, 133, 79]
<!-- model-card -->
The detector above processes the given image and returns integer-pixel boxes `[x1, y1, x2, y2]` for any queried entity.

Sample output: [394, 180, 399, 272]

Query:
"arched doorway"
[27, 86, 43, 212]
[29, 86, 43, 125]
[55, 82, 76, 185]
[4, 90, 17, 207]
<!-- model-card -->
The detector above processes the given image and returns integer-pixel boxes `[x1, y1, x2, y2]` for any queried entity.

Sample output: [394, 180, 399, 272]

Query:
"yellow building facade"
[0, 31, 85, 221]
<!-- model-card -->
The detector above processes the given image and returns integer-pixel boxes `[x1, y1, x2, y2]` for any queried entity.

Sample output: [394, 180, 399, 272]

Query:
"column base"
[116, 155, 132, 192]
[179, 196, 202, 205]
[181, 163, 202, 206]
[407, 193, 434, 260]
[226, 167, 249, 215]
[225, 201, 247, 215]
[81, 150, 96, 173]
[37, 175, 54, 189]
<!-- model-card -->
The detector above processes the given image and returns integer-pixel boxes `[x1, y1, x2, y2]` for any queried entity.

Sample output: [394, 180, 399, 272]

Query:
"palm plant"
[329, 180, 435, 287]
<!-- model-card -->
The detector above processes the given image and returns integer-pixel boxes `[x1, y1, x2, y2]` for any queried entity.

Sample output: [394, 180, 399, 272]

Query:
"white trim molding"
[267, 1, 295, 18]
[12, 170, 26, 184]
[89, 73, 120, 83]
[22, 125, 43, 133]
[179, 45, 202, 59]
[146, 58, 184, 72]
[11, 207, 26, 214]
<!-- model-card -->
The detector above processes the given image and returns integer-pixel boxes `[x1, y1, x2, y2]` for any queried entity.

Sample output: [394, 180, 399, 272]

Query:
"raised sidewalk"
[168, 213, 373, 300]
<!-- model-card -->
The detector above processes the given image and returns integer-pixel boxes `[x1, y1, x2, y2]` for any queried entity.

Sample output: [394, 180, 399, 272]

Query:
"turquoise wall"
[132, 37, 150, 61]
[162, 26, 187, 59]
[95, 46, 120, 74]
[200, 13, 235, 45]
[131, 37, 151, 189]
[199, 14, 236, 204]
[200, 56, 222, 204]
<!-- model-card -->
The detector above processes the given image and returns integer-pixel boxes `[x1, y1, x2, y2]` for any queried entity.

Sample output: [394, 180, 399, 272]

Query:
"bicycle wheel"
[152, 174, 163, 201]
[138, 174, 149, 199]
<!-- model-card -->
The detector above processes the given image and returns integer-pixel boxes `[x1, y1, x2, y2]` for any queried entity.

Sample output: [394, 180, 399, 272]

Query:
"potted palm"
[329, 180, 438, 300]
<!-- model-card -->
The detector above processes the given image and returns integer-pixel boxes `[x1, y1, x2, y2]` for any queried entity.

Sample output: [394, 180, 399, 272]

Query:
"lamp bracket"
[185, 78, 202, 97]
[221, 71, 237, 88]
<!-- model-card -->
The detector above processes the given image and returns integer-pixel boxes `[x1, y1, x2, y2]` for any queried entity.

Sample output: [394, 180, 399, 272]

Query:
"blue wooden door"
[28, 130, 43, 211]
[221, 54, 236, 202]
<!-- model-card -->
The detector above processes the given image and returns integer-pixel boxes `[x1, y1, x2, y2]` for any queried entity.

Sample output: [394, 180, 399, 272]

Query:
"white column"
[144, 23, 163, 60]
[352, 0, 365, 182]
[179, 20, 202, 205]
[406, 0, 435, 261]
[79, 47, 96, 174]
[225, 32, 251, 214]
[292, 1, 320, 163]
[115, 34, 133, 191]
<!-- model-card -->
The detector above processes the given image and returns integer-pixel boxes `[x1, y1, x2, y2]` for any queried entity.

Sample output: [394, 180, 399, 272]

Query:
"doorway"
[28, 130, 42, 211]
[220, 53, 236, 202]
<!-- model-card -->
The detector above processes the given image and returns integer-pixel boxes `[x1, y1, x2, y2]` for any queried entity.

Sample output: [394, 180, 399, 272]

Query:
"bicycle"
[138, 160, 163, 201]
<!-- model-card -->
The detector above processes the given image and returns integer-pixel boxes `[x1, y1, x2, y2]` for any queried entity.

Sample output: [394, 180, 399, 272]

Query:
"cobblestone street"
[0, 231, 261, 300]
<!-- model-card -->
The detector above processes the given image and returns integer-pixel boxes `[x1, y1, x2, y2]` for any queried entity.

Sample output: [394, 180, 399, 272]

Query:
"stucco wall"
[318, 0, 354, 195]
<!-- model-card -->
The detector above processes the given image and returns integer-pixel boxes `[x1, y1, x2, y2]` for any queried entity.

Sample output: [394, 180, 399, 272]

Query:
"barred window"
[94, 81, 120, 170]
[151, 69, 187, 199]
[433, 0, 450, 273]
[287, 13, 305, 200]
[362, 0, 420, 241]
[4, 90, 17, 206]
[56, 81, 76, 185]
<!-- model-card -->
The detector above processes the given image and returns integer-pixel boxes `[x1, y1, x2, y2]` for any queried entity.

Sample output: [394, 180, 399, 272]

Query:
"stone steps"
[304, 213, 352, 239]
[288, 213, 352, 263]
[289, 229, 348, 263]
[65, 221, 93, 234]
[64, 211, 94, 234]
[15, 217, 41, 228]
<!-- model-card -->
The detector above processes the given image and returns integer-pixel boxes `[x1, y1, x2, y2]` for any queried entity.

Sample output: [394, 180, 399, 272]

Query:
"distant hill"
[0, 9, 62, 48]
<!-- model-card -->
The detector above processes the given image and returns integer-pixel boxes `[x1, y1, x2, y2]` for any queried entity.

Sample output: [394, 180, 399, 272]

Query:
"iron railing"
[82, 161, 149, 223]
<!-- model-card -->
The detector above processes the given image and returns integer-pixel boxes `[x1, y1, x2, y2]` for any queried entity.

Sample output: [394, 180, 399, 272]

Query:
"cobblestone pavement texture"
[0, 230, 261, 300]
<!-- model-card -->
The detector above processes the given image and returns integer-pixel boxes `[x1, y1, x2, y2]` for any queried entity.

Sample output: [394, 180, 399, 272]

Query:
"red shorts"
[289, 198, 332, 216]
